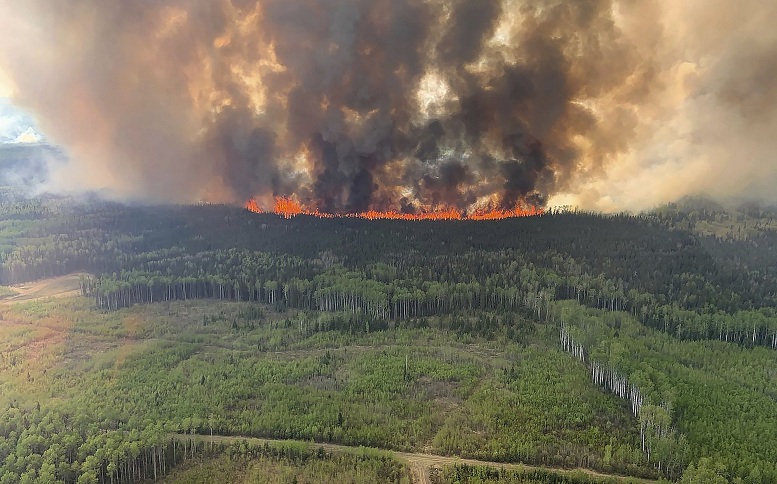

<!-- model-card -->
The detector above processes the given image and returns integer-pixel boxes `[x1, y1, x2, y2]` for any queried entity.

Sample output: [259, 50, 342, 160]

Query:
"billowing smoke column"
[3, 1, 773, 212]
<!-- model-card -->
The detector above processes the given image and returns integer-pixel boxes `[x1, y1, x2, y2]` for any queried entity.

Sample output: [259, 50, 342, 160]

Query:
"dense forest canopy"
[1, 192, 776, 483]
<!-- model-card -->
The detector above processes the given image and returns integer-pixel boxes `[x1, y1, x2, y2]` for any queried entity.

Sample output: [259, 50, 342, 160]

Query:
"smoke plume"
[0, 0, 775, 211]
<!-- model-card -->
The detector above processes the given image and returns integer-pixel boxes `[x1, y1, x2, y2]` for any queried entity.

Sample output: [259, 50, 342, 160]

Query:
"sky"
[0, 66, 45, 143]
[0, 0, 776, 212]
[0, 99, 45, 144]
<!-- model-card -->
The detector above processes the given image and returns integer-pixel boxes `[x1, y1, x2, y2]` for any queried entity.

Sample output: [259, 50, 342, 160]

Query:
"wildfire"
[246, 197, 543, 220]
[245, 198, 262, 213]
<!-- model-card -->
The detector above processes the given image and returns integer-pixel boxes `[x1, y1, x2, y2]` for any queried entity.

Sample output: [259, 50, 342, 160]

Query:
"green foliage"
[554, 300, 777, 482]
[3, 195, 777, 482]
[433, 464, 629, 483]
[160, 441, 411, 484]
[0, 298, 648, 482]
[678, 458, 728, 484]
[0, 284, 17, 299]
[433, 345, 645, 476]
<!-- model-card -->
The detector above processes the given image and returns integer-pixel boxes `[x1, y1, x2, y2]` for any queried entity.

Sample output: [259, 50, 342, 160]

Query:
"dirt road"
[176, 434, 656, 484]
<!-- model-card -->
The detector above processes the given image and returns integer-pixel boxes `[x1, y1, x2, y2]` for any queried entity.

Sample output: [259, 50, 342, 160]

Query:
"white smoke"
[0, 99, 44, 144]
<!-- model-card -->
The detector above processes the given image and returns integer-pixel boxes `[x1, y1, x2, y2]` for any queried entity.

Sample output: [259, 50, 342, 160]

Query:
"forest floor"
[176, 434, 658, 484]
[1, 273, 87, 304]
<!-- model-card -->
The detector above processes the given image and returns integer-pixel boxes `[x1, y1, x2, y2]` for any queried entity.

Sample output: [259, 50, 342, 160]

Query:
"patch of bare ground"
[415, 377, 462, 411]
[23, 330, 66, 362]
[2, 273, 89, 304]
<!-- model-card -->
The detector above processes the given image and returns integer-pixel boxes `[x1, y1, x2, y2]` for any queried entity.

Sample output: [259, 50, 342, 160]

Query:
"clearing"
[1, 273, 87, 304]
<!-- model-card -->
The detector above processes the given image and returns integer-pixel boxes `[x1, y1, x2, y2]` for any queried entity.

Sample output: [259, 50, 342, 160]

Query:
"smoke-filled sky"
[0, 0, 775, 212]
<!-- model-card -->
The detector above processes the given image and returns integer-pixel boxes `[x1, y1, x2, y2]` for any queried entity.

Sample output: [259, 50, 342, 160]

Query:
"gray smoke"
[0, 0, 775, 211]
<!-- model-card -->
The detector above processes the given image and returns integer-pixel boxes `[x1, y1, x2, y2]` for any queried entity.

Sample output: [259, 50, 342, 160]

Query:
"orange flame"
[245, 197, 543, 220]
[274, 196, 303, 218]
[245, 198, 262, 213]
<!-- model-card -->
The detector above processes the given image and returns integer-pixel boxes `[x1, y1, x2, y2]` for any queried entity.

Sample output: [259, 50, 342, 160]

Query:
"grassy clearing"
[0, 273, 85, 304]
[0, 296, 651, 479]
[0, 284, 18, 299]
[157, 443, 411, 484]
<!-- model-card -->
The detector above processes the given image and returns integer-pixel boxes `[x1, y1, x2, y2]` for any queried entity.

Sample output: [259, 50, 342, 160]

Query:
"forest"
[1, 191, 776, 483]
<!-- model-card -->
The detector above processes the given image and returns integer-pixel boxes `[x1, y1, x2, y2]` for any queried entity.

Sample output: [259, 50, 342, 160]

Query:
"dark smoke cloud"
[1, 0, 774, 211]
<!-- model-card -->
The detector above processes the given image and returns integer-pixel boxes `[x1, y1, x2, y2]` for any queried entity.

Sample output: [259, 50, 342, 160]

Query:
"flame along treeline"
[246, 197, 543, 221]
